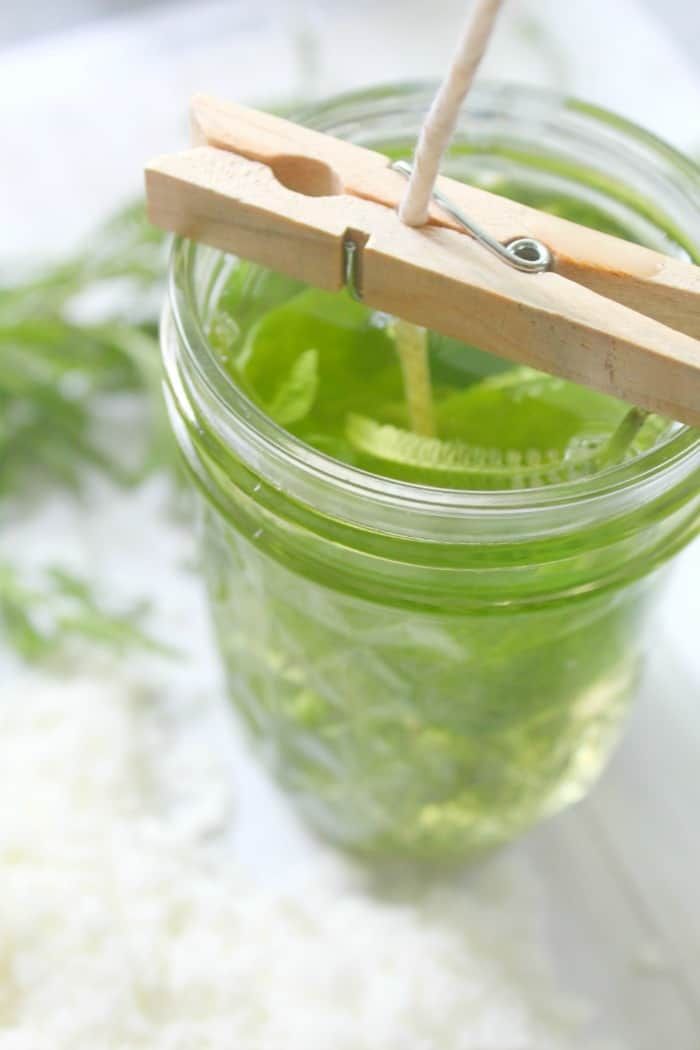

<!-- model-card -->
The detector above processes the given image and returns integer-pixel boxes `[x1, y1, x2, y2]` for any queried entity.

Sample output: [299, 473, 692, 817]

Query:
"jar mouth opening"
[167, 80, 700, 528]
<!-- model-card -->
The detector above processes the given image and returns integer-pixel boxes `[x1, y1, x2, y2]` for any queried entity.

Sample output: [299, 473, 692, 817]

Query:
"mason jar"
[161, 83, 700, 860]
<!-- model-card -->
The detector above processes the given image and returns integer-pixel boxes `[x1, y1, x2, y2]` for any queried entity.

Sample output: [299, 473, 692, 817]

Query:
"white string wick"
[399, 0, 507, 227]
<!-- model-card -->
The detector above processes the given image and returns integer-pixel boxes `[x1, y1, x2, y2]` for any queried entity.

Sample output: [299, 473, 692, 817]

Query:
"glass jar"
[161, 83, 700, 860]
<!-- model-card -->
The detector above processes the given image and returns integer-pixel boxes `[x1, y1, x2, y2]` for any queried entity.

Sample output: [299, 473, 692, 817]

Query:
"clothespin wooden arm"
[145, 96, 700, 427]
[189, 95, 700, 342]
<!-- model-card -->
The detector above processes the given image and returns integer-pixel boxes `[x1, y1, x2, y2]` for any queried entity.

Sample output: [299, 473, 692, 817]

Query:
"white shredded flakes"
[0, 480, 595, 1048]
[0, 662, 589, 1050]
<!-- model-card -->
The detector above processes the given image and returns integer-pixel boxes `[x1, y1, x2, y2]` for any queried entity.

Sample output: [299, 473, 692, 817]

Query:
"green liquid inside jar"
[209, 188, 671, 493]
[165, 92, 700, 861]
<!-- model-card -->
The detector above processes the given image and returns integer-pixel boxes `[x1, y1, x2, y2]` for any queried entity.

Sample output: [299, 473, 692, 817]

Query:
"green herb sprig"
[0, 202, 170, 502]
[0, 563, 172, 662]
[1, 201, 178, 661]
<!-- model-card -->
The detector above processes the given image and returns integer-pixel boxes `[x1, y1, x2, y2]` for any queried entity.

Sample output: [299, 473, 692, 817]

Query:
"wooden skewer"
[145, 96, 700, 427]
[392, 320, 436, 437]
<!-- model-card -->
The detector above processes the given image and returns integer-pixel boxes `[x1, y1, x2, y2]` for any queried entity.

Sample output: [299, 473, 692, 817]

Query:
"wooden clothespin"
[145, 94, 700, 426]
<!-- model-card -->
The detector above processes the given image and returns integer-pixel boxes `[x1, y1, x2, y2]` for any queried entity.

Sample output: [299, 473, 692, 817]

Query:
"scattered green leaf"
[0, 201, 170, 503]
[0, 564, 173, 662]
[266, 347, 319, 426]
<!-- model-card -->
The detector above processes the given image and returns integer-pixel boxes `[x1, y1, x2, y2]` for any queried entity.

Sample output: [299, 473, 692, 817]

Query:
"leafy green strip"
[0, 201, 169, 501]
[0, 564, 174, 662]
[0, 200, 178, 662]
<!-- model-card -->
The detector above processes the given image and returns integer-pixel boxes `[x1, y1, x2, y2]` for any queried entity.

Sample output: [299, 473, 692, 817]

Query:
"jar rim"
[166, 80, 700, 541]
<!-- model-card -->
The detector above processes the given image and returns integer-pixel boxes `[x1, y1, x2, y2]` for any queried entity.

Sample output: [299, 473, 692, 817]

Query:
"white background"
[2, 0, 700, 53]
[1, 2, 699, 1047]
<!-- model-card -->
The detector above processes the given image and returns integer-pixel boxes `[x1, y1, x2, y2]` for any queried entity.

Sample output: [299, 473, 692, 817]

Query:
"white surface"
[1, 1, 699, 1046]
[643, 0, 700, 54]
[0, 653, 589, 1048]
